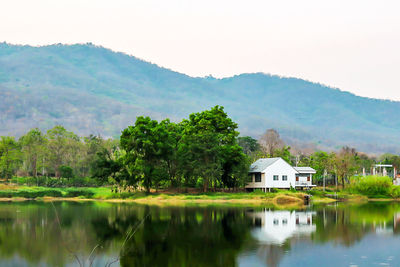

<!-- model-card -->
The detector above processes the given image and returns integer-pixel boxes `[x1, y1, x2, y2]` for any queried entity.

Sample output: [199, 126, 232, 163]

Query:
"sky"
[1, 0, 400, 100]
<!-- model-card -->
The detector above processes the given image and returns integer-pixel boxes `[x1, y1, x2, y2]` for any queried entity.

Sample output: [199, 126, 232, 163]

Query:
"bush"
[308, 189, 325, 196]
[11, 176, 103, 187]
[350, 176, 393, 197]
[0, 189, 63, 198]
[64, 188, 94, 198]
[59, 165, 74, 178]
[391, 186, 400, 198]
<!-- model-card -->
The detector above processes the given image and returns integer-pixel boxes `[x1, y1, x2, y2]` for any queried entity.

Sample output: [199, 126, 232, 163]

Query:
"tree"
[58, 165, 74, 178]
[0, 137, 21, 180]
[273, 146, 292, 164]
[308, 151, 330, 184]
[379, 153, 400, 171]
[179, 106, 245, 191]
[238, 136, 260, 156]
[19, 128, 47, 177]
[334, 147, 359, 189]
[258, 129, 284, 157]
[46, 126, 79, 178]
[120, 116, 170, 193]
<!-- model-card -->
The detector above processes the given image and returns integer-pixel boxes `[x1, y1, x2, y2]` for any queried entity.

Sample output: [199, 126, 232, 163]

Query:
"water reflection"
[0, 202, 399, 266]
[247, 210, 316, 245]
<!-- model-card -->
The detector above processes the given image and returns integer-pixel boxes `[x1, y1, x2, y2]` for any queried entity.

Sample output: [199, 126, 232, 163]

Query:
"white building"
[246, 157, 316, 191]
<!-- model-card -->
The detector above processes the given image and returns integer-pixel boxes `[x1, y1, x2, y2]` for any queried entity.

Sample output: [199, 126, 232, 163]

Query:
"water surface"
[0, 201, 399, 266]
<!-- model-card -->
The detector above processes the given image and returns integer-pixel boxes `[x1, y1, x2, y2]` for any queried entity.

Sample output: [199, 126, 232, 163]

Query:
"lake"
[0, 201, 399, 267]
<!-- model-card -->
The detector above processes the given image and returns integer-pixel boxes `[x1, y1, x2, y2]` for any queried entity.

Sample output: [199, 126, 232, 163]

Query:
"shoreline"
[0, 193, 336, 207]
[0, 186, 397, 206]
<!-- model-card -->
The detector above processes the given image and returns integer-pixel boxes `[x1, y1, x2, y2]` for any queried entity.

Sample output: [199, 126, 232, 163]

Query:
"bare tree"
[334, 146, 359, 189]
[258, 129, 284, 157]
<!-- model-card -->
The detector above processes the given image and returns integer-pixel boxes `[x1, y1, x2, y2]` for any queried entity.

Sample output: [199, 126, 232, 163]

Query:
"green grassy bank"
[0, 185, 320, 207]
[3, 175, 398, 205]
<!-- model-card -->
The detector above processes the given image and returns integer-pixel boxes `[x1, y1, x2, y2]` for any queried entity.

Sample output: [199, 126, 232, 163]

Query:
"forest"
[1, 105, 400, 192]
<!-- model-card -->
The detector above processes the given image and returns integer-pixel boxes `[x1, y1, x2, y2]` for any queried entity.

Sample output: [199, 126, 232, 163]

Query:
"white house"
[246, 157, 316, 191]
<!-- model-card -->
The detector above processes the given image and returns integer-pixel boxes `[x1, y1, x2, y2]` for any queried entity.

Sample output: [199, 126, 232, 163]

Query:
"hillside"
[0, 43, 399, 153]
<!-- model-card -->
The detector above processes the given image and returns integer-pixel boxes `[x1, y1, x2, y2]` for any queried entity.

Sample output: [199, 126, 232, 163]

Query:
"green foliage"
[58, 165, 74, 178]
[0, 136, 21, 180]
[390, 186, 400, 198]
[0, 188, 63, 198]
[120, 106, 248, 192]
[19, 128, 46, 177]
[349, 176, 393, 197]
[10, 176, 101, 187]
[64, 188, 94, 198]
[179, 106, 247, 191]
[121, 116, 172, 192]
[238, 136, 260, 156]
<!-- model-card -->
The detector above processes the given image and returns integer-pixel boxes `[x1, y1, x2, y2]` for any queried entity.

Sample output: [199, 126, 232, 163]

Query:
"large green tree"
[0, 137, 21, 180]
[46, 125, 79, 177]
[120, 117, 171, 192]
[179, 106, 246, 191]
[19, 128, 47, 177]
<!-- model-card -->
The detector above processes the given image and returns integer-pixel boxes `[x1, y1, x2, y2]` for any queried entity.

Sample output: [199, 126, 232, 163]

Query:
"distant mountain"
[0, 43, 399, 153]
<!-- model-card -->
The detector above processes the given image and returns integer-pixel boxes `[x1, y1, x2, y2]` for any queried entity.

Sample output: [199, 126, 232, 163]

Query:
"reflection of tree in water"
[256, 244, 285, 267]
[0, 202, 109, 266]
[118, 208, 253, 267]
[246, 203, 400, 267]
[0, 202, 400, 266]
[313, 202, 400, 246]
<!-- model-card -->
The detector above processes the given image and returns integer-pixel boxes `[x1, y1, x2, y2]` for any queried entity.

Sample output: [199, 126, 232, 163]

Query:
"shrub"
[64, 188, 94, 198]
[59, 165, 74, 178]
[391, 186, 400, 198]
[46, 178, 64, 188]
[0, 189, 63, 198]
[351, 176, 393, 197]
[11, 176, 104, 188]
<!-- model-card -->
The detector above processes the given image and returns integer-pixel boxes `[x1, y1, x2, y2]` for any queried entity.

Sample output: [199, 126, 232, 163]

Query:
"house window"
[282, 175, 287, 181]
[282, 219, 288, 225]
[247, 174, 253, 183]
[273, 219, 279, 225]
[273, 175, 279, 181]
[255, 173, 261, 182]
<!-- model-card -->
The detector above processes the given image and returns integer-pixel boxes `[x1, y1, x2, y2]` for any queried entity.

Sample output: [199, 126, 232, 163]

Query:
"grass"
[307, 176, 400, 201]
[3, 181, 398, 206]
[0, 185, 316, 207]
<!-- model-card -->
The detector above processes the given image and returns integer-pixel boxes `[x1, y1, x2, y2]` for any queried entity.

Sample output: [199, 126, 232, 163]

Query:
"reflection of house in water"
[247, 209, 316, 245]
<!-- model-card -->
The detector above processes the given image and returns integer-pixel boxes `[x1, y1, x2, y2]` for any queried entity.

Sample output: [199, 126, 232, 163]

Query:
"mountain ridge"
[1, 42, 399, 153]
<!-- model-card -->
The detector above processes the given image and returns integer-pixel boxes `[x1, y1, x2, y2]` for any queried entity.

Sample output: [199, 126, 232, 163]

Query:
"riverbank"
[0, 185, 334, 207]
[2, 185, 399, 206]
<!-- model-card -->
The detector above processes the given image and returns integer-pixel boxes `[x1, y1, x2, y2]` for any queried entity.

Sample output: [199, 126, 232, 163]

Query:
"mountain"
[0, 43, 399, 153]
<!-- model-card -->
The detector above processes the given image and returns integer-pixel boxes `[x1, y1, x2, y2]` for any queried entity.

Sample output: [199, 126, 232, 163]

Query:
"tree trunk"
[33, 156, 37, 177]
[203, 178, 209, 192]
[341, 176, 345, 189]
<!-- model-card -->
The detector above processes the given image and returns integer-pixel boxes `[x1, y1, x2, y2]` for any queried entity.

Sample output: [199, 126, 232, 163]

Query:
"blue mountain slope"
[0, 43, 399, 153]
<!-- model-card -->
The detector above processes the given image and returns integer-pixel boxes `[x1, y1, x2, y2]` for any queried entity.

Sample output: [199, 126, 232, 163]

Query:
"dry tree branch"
[105, 213, 150, 267]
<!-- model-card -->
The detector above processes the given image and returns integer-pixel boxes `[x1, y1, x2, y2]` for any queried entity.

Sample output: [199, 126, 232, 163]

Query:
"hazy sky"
[1, 0, 400, 100]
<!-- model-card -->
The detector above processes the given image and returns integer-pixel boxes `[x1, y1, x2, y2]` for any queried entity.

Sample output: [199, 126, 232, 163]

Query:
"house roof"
[293, 167, 316, 174]
[249, 158, 280, 173]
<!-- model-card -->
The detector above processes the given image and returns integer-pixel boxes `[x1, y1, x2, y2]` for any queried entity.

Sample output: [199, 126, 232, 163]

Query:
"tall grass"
[348, 176, 394, 198]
